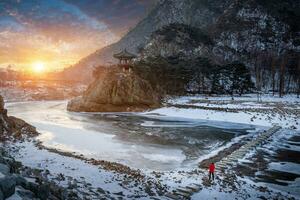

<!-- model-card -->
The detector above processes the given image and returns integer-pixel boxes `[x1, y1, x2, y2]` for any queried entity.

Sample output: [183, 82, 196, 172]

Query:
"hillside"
[60, 0, 234, 82]
[62, 0, 300, 83]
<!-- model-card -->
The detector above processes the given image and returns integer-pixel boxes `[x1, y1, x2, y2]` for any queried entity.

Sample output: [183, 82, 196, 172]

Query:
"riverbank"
[0, 95, 85, 199]
[147, 94, 300, 130]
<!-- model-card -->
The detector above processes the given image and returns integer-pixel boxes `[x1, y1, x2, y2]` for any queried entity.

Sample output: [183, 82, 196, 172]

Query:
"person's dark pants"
[209, 172, 214, 180]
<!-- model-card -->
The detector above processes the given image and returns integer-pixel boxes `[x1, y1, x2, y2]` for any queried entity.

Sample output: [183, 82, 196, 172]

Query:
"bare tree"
[279, 54, 288, 97]
[271, 54, 277, 96]
[297, 57, 300, 98]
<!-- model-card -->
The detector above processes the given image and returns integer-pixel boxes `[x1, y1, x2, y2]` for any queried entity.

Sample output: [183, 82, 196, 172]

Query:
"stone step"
[218, 161, 227, 165]
[186, 185, 201, 192]
[232, 152, 246, 156]
[174, 191, 191, 199]
[217, 164, 226, 168]
[226, 156, 237, 160]
[165, 193, 181, 200]
[191, 183, 202, 187]
[234, 153, 245, 157]
[177, 187, 193, 194]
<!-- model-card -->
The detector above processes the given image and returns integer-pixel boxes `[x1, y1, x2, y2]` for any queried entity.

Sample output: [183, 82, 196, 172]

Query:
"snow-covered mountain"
[63, 0, 300, 82]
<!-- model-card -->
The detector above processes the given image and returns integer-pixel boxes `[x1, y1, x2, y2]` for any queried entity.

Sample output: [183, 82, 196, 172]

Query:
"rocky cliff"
[0, 95, 79, 199]
[0, 96, 38, 140]
[67, 68, 161, 112]
[62, 0, 299, 83]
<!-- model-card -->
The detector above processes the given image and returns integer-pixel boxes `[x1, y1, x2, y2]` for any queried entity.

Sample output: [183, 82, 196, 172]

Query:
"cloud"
[0, 0, 155, 70]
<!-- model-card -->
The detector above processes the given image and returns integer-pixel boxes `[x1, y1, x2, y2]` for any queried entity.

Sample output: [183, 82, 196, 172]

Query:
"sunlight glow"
[32, 62, 46, 73]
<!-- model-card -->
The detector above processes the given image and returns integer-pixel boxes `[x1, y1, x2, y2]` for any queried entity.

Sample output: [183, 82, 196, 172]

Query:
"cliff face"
[63, 0, 299, 82]
[67, 69, 161, 112]
[0, 95, 37, 139]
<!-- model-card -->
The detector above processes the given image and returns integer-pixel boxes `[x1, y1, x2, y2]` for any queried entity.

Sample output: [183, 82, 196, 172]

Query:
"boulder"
[0, 175, 16, 198]
[14, 186, 35, 200]
[67, 69, 161, 112]
[8, 116, 38, 136]
[26, 182, 39, 195]
[37, 184, 50, 200]
[0, 164, 10, 175]
[12, 174, 28, 188]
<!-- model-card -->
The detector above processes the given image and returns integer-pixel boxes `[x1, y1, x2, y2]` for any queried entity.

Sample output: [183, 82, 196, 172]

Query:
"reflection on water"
[7, 101, 255, 171]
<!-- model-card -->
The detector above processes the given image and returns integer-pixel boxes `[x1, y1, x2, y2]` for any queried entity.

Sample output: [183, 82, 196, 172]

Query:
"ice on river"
[7, 101, 256, 171]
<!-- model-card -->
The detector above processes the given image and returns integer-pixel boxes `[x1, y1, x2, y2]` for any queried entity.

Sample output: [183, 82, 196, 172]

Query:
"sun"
[32, 62, 45, 73]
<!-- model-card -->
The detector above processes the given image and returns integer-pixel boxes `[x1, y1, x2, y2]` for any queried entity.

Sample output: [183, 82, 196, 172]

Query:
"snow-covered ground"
[191, 128, 300, 200]
[7, 140, 162, 199]
[147, 94, 300, 129]
[4, 94, 300, 199]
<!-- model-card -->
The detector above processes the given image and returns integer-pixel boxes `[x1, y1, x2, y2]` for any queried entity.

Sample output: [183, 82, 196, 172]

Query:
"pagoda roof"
[113, 49, 136, 59]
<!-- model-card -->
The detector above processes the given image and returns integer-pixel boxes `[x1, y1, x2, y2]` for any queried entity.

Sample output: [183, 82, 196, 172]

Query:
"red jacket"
[209, 164, 215, 172]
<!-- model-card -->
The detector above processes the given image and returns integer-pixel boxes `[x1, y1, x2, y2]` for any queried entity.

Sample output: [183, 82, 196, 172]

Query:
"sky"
[0, 0, 155, 72]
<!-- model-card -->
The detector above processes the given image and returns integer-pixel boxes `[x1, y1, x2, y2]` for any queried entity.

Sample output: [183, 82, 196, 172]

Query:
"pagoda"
[113, 49, 136, 72]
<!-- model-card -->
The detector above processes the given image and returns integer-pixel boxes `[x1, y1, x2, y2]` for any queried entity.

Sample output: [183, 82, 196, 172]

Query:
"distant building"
[113, 49, 136, 72]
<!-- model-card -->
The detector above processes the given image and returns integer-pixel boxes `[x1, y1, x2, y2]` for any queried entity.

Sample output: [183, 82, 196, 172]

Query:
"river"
[7, 100, 255, 171]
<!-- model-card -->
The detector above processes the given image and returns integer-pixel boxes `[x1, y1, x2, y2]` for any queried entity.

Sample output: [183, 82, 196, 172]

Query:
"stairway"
[165, 126, 282, 200]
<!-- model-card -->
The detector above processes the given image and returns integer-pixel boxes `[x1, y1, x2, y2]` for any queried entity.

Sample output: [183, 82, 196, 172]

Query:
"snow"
[269, 162, 300, 175]
[4, 94, 300, 199]
[146, 94, 300, 129]
[168, 94, 300, 104]
[8, 141, 152, 199]
[236, 129, 300, 197]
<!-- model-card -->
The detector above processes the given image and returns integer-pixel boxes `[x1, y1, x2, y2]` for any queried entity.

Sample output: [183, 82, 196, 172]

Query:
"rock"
[15, 186, 35, 199]
[67, 69, 161, 112]
[96, 187, 106, 194]
[26, 182, 39, 195]
[37, 184, 50, 200]
[0, 95, 38, 139]
[12, 174, 28, 188]
[145, 185, 155, 196]
[113, 191, 124, 196]
[8, 116, 38, 137]
[0, 96, 4, 112]
[0, 163, 10, 175]
[1, 156, 14, 165]
[0, 175, 16, 198]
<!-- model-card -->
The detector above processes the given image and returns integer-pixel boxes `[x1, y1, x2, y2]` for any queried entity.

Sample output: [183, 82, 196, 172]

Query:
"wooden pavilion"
[113, 49, 136, 72]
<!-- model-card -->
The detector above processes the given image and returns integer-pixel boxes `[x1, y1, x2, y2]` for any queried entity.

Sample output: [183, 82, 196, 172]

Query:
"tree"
[224, 62, 254, 96]
[297, 58, 300, 98]
[279, 55, 286, 97]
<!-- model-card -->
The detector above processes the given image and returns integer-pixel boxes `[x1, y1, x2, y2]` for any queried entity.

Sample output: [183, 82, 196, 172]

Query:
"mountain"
[143, 0, 300, 64]
[62, 0, 300, 83]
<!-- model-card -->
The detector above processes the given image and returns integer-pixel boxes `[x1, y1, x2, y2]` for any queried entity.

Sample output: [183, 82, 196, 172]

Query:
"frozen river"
[7, 101, 255, 171]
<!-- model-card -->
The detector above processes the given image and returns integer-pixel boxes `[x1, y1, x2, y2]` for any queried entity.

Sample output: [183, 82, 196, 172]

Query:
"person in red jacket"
[209, 162, 215, 180]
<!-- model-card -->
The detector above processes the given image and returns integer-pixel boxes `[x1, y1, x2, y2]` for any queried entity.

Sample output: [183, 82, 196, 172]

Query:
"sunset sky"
[0, 0, 155, 72]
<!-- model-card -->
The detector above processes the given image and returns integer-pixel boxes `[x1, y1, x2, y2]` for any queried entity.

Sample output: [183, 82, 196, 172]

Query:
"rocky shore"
[0, 95, 83, 199]
[33, 141, 168, 197]
[0, 147, 78, 200]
